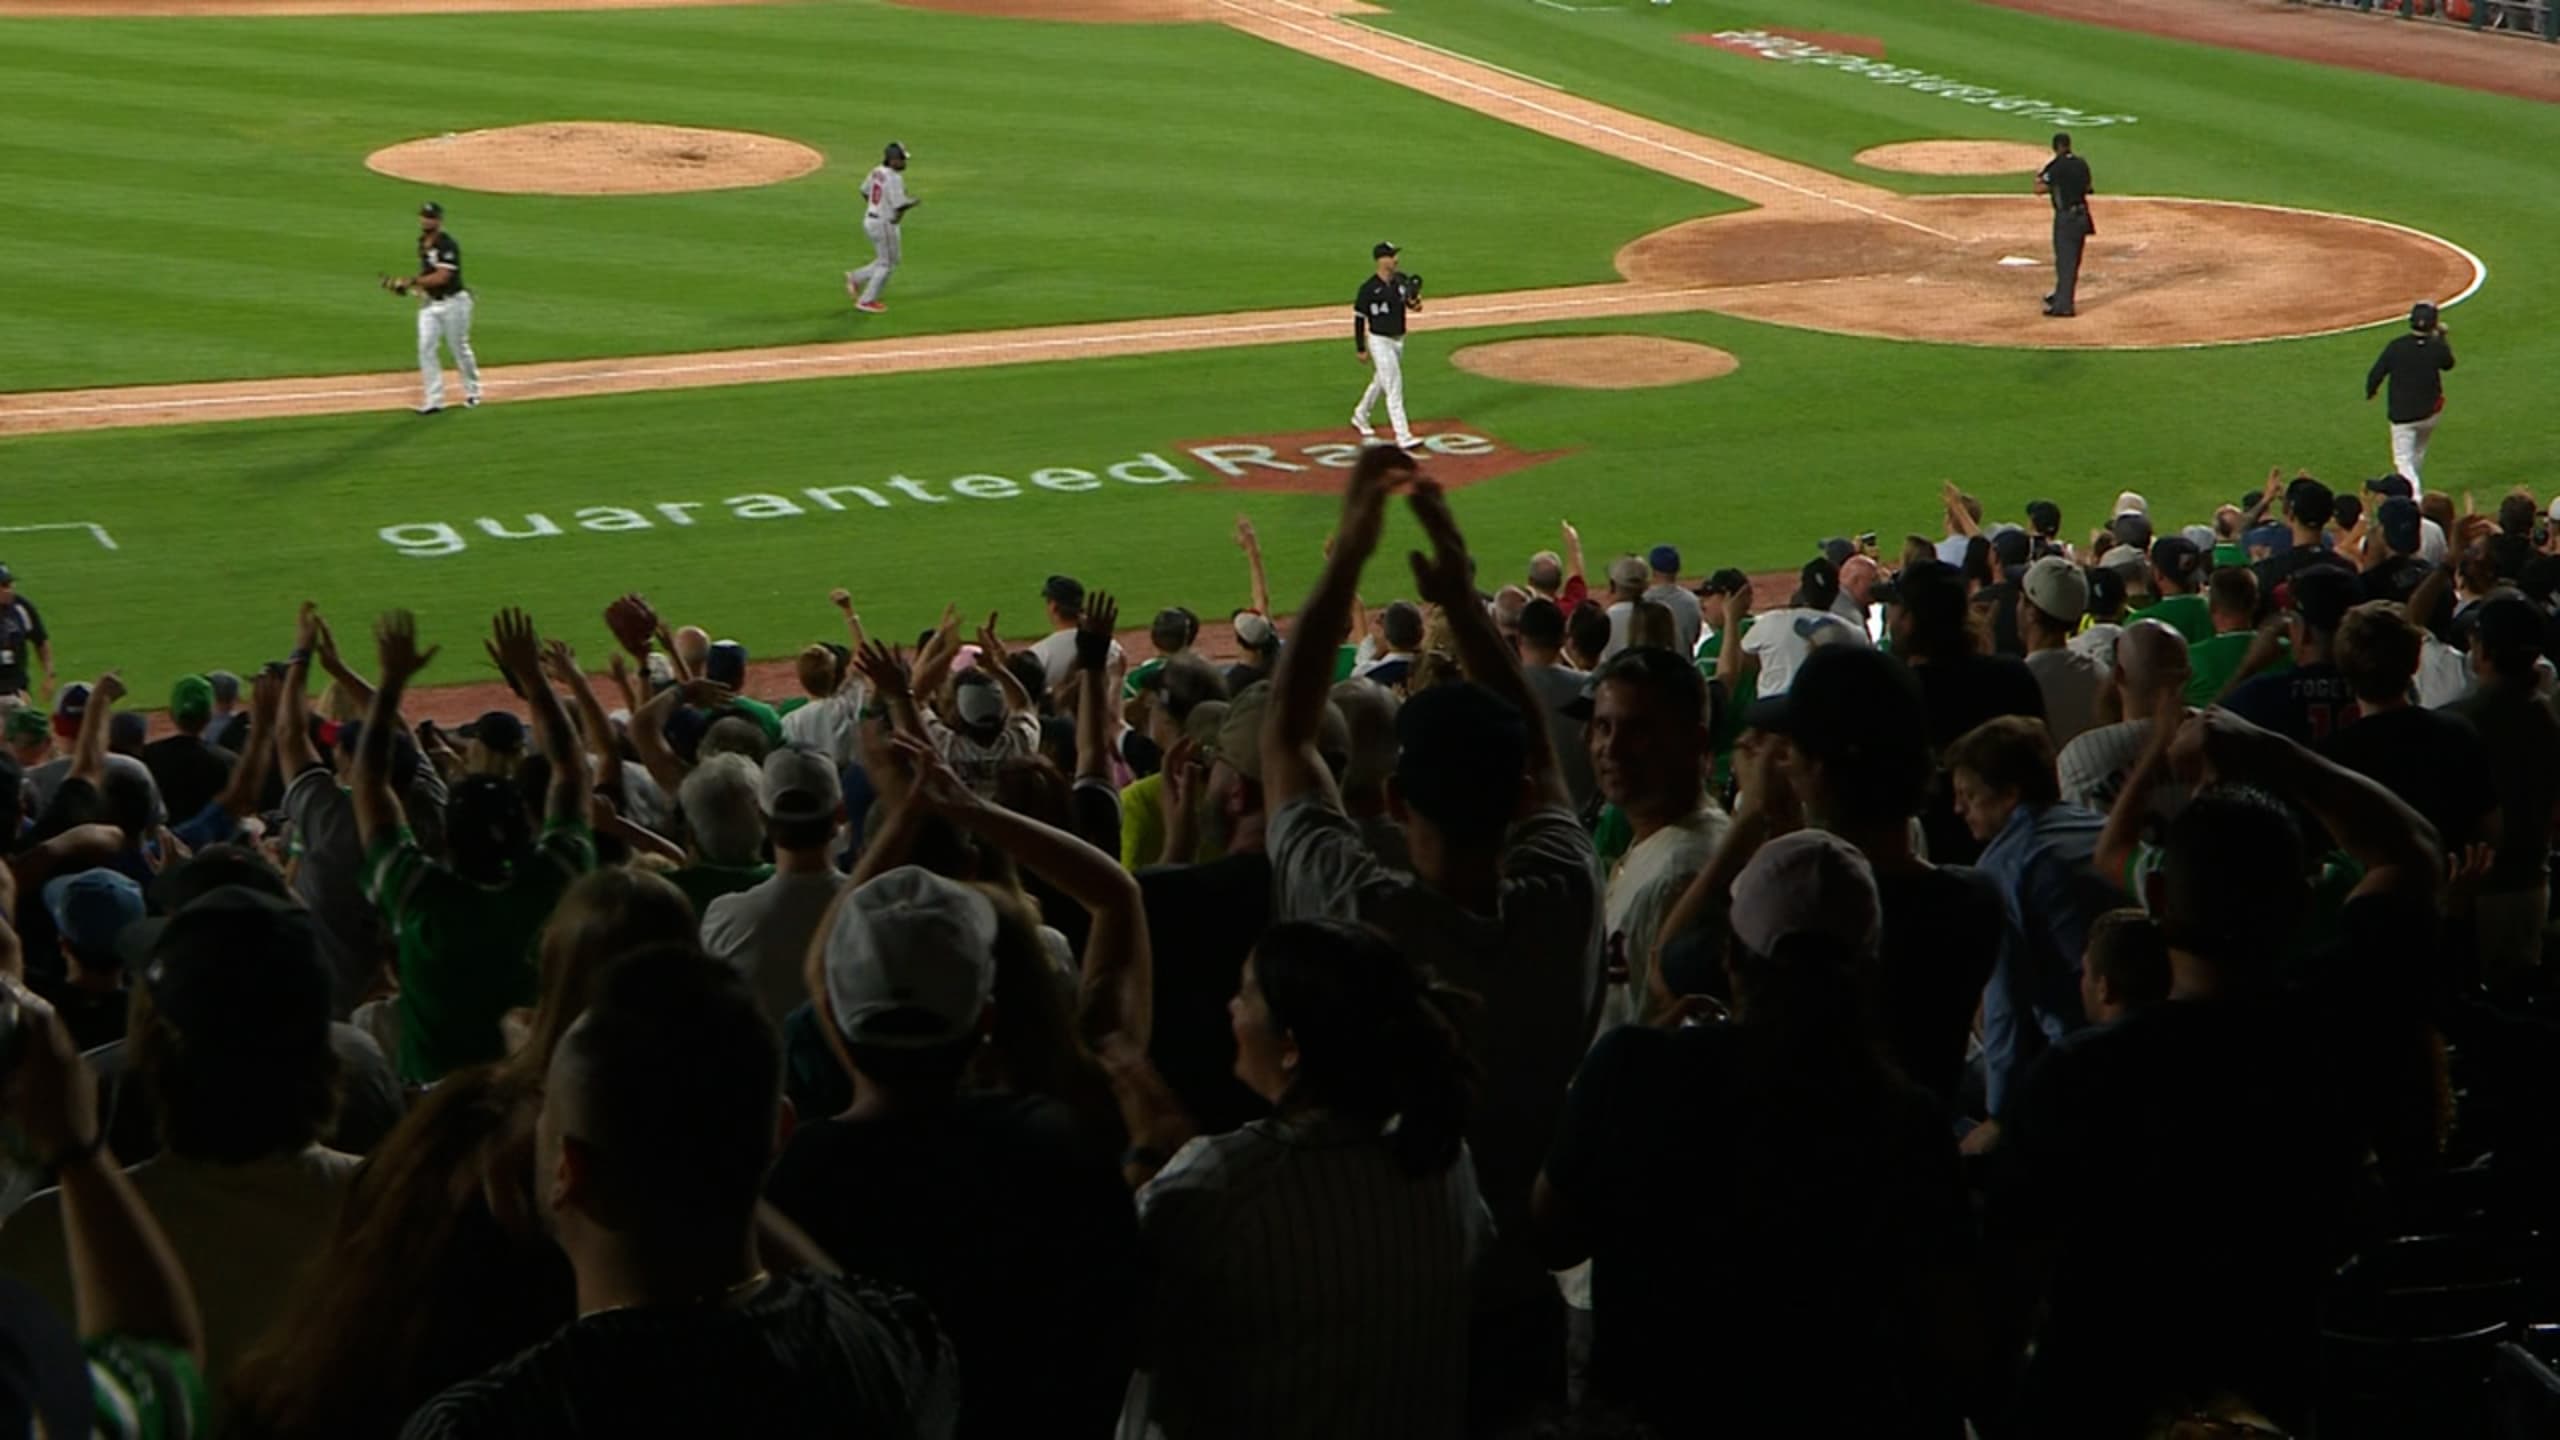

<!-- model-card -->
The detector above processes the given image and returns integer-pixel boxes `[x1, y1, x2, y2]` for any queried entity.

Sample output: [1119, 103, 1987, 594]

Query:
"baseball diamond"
[5, 0, 2559, 1435]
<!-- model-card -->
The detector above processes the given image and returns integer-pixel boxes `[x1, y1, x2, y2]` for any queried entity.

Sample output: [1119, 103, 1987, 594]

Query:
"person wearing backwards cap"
[1352, 241, 1425, 451]
[846, 141, 918, 314]
[140, 676, 236, 824]
[1534, 829, 1971, 1435]
[767, 863, 1138, 1440]
[2365, 301, 2455, 491]
[2019, 556, 2102, 748]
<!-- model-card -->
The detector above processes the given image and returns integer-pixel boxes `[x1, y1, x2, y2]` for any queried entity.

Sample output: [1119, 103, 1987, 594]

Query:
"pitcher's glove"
[1397, 272, 1426, 301]
[378, 273, 414, 296]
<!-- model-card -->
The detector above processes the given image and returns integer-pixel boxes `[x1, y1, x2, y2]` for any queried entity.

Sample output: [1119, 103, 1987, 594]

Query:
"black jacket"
[2366, 330, 2454, 425]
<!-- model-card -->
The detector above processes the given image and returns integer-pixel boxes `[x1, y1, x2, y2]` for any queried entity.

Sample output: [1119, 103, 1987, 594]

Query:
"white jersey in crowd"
[1740, 607, 1870, 696]
[862, 164, 911, 221]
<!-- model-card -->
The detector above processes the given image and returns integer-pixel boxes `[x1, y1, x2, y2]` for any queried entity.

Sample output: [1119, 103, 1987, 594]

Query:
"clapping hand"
[1338, 443, 1414, 560]
[1077, 591, 1120, 673]
[853, 640, 912, 702]
[1404, 478, 1473, 610]
[887, 731, 976, 812]
[540, 638, 581, 689]
[373, 607, 437, 686]
[829, 587, 855, 615]
[91, 671, 128, 706]
[488, 608, 544, 688]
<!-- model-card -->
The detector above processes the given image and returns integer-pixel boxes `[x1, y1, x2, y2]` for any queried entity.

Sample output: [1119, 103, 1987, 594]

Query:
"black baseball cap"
[120, 886, 329, 1043]
[1041, 574, 1085, 611]
[1393, 681, 1525, 826]
[2111, 510, 2156, 553]
[1695, 567, 1752, 596]
[1745, 645, 1927, 759]
[2026, 500, 2062, 536]
[2472, 595, 2547, 665]
[2364, 474, 2415, 500]
[1991, 528, 2032, 569]
[2285, 565, 2362, 632]
[2084, 562, 2128, 617]
[1373, 241, 1400, 258]
[0, 563, 14, 584]
[459, 709, 526, 752]
[419, 200, 444, 218]
[2285, 476, 2335, 527]
[2150, 535, 2202, 584]
[2411, 302, 2439, 330]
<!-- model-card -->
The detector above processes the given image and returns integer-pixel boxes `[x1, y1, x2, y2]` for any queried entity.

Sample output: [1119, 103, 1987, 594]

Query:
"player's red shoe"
[856, 300, 887, 314]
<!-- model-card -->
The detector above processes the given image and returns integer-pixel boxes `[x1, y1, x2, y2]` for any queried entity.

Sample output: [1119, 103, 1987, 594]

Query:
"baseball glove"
[1397, 272, 1426, 301]
[377, 272, 415, 296]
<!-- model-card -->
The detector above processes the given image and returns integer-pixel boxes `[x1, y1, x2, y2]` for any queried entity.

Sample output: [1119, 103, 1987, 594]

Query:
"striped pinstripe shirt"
[1121, 1119, 1489, 1440]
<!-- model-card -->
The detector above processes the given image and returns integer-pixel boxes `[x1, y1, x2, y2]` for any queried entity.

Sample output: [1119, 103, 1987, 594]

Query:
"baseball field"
[4, 0, 2553, 703]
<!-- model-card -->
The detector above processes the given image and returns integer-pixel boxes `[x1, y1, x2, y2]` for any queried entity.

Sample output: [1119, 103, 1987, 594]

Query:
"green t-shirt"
[2130, 593, 2214, 645]
[364, 820, 596, 1084]
[726, 695, 785, 746]
[670, 862, 775, 914]
[88, 1334, 208, 1440]
[2212, 542, 2249, 571]
[1593, 804, 1633, 870]
[2185, 630, 2285, 706]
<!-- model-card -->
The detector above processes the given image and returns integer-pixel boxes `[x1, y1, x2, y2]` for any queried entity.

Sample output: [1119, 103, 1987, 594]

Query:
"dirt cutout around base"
[885, 0, 1379, 21]
[1856, 140, 2052, 176]
[1453, 336, 1738, 390]
[368, 122, 822, 196]
[1619, 195, 2476, 349]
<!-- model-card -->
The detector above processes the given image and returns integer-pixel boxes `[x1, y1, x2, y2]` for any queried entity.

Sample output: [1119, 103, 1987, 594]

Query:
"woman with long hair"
[1114, 919, 1486, 1440]
[224, 869, 695, 1438]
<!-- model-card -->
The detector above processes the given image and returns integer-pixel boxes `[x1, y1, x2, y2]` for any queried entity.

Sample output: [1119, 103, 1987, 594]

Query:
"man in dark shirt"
[2361, 497, 2434, 604]
[2034, 132, 2094, 317]
[2365, 301, 2454, 490]
[2225, 566, 2361, 744]
[140, 675, 236, 824]
[2320, 600, 2494, 854]
[0, 563, 51, 702]
[1989, 712, 2442, 1436]
[2448, 597, 2560, 983]
[2250, 476, 2345, 598]
[405, 948, 958, 1439]
[1888, 560, 2047, 865]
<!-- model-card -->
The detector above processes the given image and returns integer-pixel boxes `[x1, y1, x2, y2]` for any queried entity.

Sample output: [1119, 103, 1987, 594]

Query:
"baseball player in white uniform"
[846, 141, 918, 314]
[1353, 241, 1423, 450]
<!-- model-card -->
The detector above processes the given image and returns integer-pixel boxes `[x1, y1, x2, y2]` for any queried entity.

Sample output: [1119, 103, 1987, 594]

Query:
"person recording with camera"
[1352, 241, 1425, 452]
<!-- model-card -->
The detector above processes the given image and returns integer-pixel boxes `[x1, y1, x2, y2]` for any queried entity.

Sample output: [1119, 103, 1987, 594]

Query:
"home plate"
[1997, 255, 2042, 267]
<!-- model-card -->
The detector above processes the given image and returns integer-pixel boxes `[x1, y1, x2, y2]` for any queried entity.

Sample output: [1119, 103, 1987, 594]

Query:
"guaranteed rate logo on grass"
[1693, 29, 2139, 129]
[373, 426, 1561, 558]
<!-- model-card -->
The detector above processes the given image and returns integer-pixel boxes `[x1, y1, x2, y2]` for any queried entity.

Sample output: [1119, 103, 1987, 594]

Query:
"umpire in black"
[2036, 132, 2094, 318]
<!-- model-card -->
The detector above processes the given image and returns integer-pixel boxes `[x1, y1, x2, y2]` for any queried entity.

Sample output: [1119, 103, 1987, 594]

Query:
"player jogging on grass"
[846, 141, 918, 314]
[1352, 240, 1424, 450]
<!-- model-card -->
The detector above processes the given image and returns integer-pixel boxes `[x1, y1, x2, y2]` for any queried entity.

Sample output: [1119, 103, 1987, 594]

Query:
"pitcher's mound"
[1453, 336, 1739, 390]
[1856, 140, 2052, 175]
[367, 122, 825, 196]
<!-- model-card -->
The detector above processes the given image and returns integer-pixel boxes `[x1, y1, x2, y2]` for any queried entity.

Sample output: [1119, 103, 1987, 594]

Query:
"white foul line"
[0, 287, 1721, 421]
[0, 522, 119, 551]
[1218, 0, 1962, 242]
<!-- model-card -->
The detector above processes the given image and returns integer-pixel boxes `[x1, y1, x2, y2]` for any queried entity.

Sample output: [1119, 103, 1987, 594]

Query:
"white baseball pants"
[2389, 414, 2440, 492]
[418, 292, 480, 409]
[852, 217, 901, 303]
[1355, 333, 1414, 443]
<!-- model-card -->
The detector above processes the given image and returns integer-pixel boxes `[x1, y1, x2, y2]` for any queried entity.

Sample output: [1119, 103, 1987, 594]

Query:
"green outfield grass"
[7, 0, 2560, 703]
[0, 0, 1724, 389]
[14, 297, 2534, 700]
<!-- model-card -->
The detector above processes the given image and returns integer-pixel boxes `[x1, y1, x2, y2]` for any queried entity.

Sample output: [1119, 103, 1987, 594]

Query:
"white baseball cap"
[1730, 830, 1882, 962]
[823, 866, 998, 1047]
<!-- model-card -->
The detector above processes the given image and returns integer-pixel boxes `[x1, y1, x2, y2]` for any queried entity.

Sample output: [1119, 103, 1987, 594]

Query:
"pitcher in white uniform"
[846, 141, 918, 314]
[408, 200, 480, 415]
[1352, 241, 1423, 450]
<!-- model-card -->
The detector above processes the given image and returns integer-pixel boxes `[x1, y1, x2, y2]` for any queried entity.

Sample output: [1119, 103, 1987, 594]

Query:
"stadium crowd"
[3, 437, 2559, 1439]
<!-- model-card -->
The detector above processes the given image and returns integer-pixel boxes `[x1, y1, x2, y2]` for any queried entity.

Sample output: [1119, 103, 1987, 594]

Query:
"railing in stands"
[2290, 0, 2560, 42]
